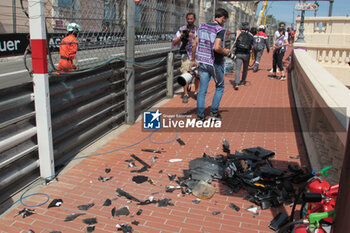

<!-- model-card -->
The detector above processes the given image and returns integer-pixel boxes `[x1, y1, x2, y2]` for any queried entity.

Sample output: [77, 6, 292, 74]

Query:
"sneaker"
[182, 95, 189, 103]
[209, 112, 222, 121]
[234, 83, 239, 90]
[279, 76, 286, 81]
[269, 68, 279, 73]
[196, 116, 205, 122]
[268, 75, 277, 79]
[239, 80, 246, 86]
[194, 92, 198, 100]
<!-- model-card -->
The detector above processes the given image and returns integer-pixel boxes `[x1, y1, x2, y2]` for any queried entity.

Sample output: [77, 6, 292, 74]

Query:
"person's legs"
[241, 54, 250, 83]
[271, 50, 279, 77]
[277, 51, 286, 80]
[210, 64, 225, 115]
[253, 50, 263, 72]
[235, 54, 243, 85]
[194, 74, 200, 99]
[180, 57, 191, 102]
[197, 63, 212, 118]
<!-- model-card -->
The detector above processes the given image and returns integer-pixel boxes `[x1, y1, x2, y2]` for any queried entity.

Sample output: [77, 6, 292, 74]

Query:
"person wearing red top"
[56, 23, 80, 75]
[252, 25, 270, 72]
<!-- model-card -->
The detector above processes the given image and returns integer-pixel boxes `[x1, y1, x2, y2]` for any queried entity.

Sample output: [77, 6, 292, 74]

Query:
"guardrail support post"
[334, 120, 350, 233]
[125, 0, 135, 124]
[29, 0, 55, 178]
[166, 52, 174, 98]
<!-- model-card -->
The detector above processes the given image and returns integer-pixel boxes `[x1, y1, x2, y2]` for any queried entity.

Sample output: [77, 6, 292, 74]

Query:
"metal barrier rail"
[0, 51, 181, 205]
[0, 83, 38, 204]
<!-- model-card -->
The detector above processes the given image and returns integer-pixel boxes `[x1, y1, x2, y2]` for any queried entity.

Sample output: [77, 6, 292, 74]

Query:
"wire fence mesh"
[15, 0, 257, 74]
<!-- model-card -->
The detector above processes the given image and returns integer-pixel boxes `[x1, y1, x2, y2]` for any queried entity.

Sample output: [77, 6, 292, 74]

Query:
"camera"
[227, 52, 236, 60]
[179, 29, 190, 55]
[177, 68, 198, 86]
[182, 29, 190, 38]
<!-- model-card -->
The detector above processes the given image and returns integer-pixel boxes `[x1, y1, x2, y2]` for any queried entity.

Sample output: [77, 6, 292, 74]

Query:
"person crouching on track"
[56, 23, 80, 75]
[172, 13, 199, 103]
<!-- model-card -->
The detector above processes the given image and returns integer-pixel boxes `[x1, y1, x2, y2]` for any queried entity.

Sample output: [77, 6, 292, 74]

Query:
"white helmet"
[258, 25, 265, 30]
[67, 23, 81, 33]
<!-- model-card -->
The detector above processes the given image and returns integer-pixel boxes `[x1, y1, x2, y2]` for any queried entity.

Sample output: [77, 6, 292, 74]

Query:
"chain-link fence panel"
[18, 0, 256, 74]
[133, 0, 188, 57]
[43, 0, 126, 73]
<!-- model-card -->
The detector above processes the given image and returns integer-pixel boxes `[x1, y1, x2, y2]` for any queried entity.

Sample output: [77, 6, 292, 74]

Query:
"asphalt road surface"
[0, 42, 172, 90]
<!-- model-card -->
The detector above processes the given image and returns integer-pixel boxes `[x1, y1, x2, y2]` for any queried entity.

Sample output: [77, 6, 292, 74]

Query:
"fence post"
[333, 120, 350, 233]
[28, 0, 55, 178]
[166, 52, 174, 98]
[125, 0, 135, 124]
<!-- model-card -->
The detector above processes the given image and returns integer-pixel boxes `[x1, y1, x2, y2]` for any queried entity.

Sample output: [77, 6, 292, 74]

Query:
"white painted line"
[149, 47, 170, 52]
[0, 70, 27, 78]
[110, 53, 124, 57]
[78, 57, 98, 62]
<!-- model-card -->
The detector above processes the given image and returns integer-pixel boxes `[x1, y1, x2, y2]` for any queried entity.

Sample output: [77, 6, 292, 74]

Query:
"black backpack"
[236, 31, 251, 51]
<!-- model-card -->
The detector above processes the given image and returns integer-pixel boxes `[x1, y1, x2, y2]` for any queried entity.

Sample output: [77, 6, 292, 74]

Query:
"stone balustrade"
[296, 17, 350, 86]
[291, 48, 350, 184]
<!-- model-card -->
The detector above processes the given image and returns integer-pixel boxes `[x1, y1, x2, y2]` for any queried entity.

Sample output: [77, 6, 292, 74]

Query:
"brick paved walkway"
[0, 48, 309, 233]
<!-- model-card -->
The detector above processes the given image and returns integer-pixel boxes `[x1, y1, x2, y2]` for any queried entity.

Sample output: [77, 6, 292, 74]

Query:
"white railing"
[296, 17, 350, 86]
[291, 48, 350, 184]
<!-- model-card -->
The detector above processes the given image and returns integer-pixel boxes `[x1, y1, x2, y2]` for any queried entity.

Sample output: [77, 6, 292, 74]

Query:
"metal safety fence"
[0, 51, 181, 205]
[40, 0, 190, 73]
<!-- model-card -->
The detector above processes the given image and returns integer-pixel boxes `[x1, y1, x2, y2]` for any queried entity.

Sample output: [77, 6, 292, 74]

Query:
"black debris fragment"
[116, 224, 133, 233]
[269, 212, 289, 231]
[167, 174, 176, 181]
[105, 168, 111, 173]
[87, 225, 95, 233]
[148, 179, 156, 185]
[28, 230, 35, 233]
[114, 206, 130, 217]
[222, 139, 230, 153]
[48, 199, 63, 208]
[116, 188, 141, 202]
[141, 148, 162, 153]
[98, 176, 113, 182]
[212, 211, 221, 216]
[137, 196, 157, 206]
[229, 203, 240, 212]
[82, 218, 98, 225]
[151, 156, 158, 163]
[103, 199, 112, 206]
[132, 175, 148, 184]
[125, 159, 133, 163]
[130, 166, 148, 173]
[158, 170, 163, 173]
[158, 198, 174, 207]
[130, 154, 151, 168]
[176, 138, 186, 146]
[192, 198, 200, 204]
[49, 231, 61, 233]
[111, 207, 116, 217]
[15, 208, 35, 218]
[77, 203, 94, 211]
[136, 209, 143, 215]
[131, 220, 139, 226]
[165, 186, 181, 193]
[64, 213, 86, 222]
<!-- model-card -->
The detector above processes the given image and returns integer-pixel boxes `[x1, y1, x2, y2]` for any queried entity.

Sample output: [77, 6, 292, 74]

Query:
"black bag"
[236, 31, 251, 51]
